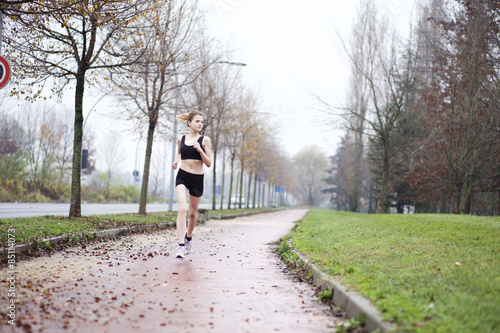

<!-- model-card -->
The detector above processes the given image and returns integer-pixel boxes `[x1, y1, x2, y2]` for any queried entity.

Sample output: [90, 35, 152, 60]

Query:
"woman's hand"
[172, 161, 178, 170]
[192, 141, 202, 152]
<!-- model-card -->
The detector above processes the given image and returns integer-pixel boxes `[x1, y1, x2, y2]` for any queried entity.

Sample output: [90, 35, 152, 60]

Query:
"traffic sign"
[0, 56, 10, 89]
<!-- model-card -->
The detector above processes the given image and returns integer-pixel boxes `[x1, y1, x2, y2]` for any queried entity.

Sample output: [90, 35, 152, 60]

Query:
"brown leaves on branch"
[403, 0, 500, 214]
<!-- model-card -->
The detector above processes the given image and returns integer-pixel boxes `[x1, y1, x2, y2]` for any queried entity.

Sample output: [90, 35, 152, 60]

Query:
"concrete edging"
[1, 208, 278, 258]
[1, 222, 175, 256]
[290, 249, 396, 332]
[208, 208, 277, 220]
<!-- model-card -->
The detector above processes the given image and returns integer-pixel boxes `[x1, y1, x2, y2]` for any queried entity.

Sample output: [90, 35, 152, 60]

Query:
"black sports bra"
[180, 135, 205, 160]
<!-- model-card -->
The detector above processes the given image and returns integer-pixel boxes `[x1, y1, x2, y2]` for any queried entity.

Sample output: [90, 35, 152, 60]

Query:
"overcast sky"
[201, 0, 417, 157]
[86, 0, 417, 176]
[2, 0, 417, 179]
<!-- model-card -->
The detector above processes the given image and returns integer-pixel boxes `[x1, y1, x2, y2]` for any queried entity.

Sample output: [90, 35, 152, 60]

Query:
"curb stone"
[1, 221, 175, 257]
[1, 208, 278, 259]
[290, 248, 396, 333]
[208, 208, 277, 220]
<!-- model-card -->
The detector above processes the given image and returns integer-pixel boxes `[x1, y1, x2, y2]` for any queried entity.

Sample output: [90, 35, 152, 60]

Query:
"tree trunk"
[234, 170, 240, 209]
[376, 151, 389, 214]
[105, 170, 111, 200]
[246, 170, 252, 209]
[464, 192, 472, 215]
[497, 189, 500, 216]
[459, 177, 473, 214]
[238, 162, 244, 208]
[227, 155, 235, 210]
[212, 150, 217, 210]
[220, 150, 226, 211]
[271, 183, 275, 207]
[268, 183, 272, 207]
[139, 120, 156, 215]
[351, 133, 362, 212]
[309, 184, 314, 206]
[453, 184, 462, 214]
[69, 74, 85, 218]
[258, 179, 262, 208]
[252, 172, 257, 208]
[263, 183, 267, 207]
[376, 178, 386, 214]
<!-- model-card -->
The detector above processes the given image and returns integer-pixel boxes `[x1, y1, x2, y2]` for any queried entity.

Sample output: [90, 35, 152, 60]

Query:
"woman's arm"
[172, 136, 182, 170]
[195, 136, 212, 168]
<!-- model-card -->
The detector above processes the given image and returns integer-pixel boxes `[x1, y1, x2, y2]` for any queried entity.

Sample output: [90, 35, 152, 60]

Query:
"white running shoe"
[175, 245, 186, 258]
[184, 234, 192, 254]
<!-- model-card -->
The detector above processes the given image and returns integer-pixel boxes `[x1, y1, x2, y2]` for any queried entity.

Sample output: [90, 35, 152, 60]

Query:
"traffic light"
[81, 149, 88, 169]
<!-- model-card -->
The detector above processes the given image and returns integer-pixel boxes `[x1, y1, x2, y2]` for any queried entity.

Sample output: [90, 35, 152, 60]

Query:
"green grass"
[0, 208, 277, 246]
[0, 212, 177, 245]
[291, 209, 500, 333]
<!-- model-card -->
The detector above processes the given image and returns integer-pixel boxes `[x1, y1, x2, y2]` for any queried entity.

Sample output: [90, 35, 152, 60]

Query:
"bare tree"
[100, 131, 124, 200]
[53, 107, 74, 184]
[222, 107, 244, 209]
[343, 3, 372, 212]
[205, 67, 242, 210]
[232, 93, 261, 209]
[0, 109, 27, 188]
[178, 37, 239, 210]
[10, 102, 75, 199]
[21, 104, 57, 188]
[323, 135, 361, 211]
[4, 0, 151, 217]
[292, 145, 327, 206]
[322, 0, 420, 213]
[0, 111, 24, 158]
[107, 0, 203, 215]
[149, 147, 165, 198]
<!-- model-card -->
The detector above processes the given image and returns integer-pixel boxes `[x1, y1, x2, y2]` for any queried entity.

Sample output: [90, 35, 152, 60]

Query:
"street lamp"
[0, 12, 4, 56]
[168, 60, 247, 211]
[216, 61, 247, 67]
[82, 94, 107, 134]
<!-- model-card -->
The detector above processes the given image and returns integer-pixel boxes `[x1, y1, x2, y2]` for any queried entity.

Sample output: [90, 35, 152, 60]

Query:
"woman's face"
[189, 115, 204, 132]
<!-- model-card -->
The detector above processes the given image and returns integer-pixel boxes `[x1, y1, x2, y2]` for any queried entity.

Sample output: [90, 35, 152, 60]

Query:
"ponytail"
[176, 113, 190, 122]
[176, 110, 203, 126]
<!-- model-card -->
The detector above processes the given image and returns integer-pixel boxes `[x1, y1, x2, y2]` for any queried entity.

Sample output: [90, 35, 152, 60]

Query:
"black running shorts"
[175, 169, 204, 197]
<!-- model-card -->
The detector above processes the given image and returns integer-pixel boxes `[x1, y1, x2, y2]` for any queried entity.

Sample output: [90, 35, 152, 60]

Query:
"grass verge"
[290, 209, 500, 333]
[0, 212, 177, 246]
[0, 207, 275, 248]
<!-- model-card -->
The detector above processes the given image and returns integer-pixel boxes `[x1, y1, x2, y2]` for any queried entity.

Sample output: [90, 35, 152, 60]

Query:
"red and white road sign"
[0, 56, 11, 89]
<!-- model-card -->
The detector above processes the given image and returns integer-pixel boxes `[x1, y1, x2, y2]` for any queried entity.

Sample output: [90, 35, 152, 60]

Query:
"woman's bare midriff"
[181, 159, 204, 175]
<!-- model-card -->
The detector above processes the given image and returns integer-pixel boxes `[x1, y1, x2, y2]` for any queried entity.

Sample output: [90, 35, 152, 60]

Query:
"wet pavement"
[1, 209, 340, 332]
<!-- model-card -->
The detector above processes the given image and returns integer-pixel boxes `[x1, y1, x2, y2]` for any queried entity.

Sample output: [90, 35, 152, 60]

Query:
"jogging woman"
[172, 110, 212, 258]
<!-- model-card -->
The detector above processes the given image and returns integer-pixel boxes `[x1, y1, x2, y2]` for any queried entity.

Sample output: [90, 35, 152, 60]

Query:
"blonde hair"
[176, 111, 203, 126]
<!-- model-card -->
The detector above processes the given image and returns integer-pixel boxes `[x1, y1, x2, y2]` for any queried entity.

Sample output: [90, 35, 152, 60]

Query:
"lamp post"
[0, 12, 3, 56]
[168, 60, 246, 211]
[134, 139, 141, 187]
[83, 94, 106, 134]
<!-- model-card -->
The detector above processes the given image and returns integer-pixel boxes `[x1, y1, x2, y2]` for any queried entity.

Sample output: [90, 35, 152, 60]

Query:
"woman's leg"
[176, 185, 188, 244]
[187, 194, 201, 237]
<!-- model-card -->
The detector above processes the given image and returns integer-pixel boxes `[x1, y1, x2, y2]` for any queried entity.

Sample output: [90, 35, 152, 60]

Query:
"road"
[0, 209, 341, 332]
[0, 203, 212, 219]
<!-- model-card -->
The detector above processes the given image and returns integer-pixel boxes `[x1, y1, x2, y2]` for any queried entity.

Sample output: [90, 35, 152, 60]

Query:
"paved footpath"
[1, 209, 340, 332]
